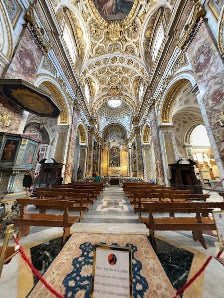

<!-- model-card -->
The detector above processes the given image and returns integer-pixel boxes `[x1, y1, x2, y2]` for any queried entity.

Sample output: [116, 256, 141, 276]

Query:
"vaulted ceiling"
[53, 0, 174, 135]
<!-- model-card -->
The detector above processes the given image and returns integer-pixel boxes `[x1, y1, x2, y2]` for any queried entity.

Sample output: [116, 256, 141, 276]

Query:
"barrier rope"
[173, 250, 223, 297]
[12, 234, 223, 298]
[13, 236, 65, 298]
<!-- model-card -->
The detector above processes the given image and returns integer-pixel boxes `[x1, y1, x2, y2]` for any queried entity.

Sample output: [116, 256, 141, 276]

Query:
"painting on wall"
[109, 146, 120, 167]
[94, 0, 135, 21]
[208, 0, 223, 20]
[1, 139, 19, 162]
[23, 142, 36, 164]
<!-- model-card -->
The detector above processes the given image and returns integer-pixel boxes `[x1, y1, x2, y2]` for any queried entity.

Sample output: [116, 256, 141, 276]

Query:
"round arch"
[55, 1, 90, 65]
[142, 124, 151, 144]
[77, 123, 87, 144]
[158, 72, 197, 124]
[35, 75, 71, 125]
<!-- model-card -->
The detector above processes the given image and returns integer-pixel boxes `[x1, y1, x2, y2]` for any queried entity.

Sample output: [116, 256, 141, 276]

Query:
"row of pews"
[123, 182, 224, 248]
[14, 182, 104, 243]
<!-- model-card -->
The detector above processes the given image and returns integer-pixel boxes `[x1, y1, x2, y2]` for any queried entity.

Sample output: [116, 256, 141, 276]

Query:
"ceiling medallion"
[93, 0, 135, 22]
[89, 0, 140, 35]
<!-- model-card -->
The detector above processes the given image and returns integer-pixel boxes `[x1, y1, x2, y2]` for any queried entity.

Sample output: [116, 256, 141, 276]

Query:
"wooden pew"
[51, 186, 99, 200]
[36, 190, 90, 218]
[140, 201, 224, 248]
[131, 192, 210, 216]
[14, 199, 81, 243]
[219, 192, 224, 201]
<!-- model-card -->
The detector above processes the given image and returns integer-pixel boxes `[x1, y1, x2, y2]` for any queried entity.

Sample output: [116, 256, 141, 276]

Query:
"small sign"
[213, 211, 224, 248]
[91, 245, 133, 298]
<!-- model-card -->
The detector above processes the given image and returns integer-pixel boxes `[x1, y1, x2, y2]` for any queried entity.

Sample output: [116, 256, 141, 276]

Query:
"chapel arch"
[37, 80, 69, 124]
[160, 79, 221, 182]
[77, 123, 87, 144]
[142, 124, 151, 144]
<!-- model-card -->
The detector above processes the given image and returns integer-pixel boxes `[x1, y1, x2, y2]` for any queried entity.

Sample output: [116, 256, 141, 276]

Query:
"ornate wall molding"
[24, 5, 50, 54]
[218, 6, 224, 56]
[178, 1, 206, 50]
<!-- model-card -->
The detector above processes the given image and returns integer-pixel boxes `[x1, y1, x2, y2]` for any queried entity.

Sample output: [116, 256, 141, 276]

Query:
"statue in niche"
[109, 146, 120, 167]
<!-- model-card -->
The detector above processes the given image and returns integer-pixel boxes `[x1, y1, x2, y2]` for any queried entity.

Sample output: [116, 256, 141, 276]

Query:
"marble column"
[142, 144, 151, 181]
[64, 107, 79, 183]
[159, 124, 179, 183]
[79, 144, 87, 178]
[54, 125, 69, 164]
[186, 21, 224, 179]
[134, 126, 144, 178]
[97, 143, 101, 175]
[150, 107, 165, 184]
[128, 146, 132, 177]
[86, 127, 94, 177]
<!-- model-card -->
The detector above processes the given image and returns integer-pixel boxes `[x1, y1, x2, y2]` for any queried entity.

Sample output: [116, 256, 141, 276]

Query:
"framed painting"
[109, 146, 120, 167]
[93, 0, 135, 22]
[23, 142, 36, 164]
[1, 138, 19, 162]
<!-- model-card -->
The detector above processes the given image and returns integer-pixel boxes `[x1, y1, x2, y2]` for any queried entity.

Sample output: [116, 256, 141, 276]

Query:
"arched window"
[190, 125, 210, 146]
[85, 84, 90, 103]
[63, 24, 76, 64]
[152, 24, 164, 61]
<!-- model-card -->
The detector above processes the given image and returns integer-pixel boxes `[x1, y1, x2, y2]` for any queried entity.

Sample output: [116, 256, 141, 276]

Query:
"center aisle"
[71, 185, 148, 234]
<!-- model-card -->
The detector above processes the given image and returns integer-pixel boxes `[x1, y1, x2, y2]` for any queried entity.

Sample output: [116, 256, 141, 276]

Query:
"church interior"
[0, 0, 224, 297]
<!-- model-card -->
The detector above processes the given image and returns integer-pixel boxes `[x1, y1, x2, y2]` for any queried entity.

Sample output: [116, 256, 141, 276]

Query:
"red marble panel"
[150, 108, 165, 184]
[4, 28, 43, 84]
[64, 109, 78, 183]
[187, 22, 224, 165]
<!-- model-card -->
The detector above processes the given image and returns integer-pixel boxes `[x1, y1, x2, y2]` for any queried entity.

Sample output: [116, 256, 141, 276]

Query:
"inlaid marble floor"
[0, 186, 224, 298]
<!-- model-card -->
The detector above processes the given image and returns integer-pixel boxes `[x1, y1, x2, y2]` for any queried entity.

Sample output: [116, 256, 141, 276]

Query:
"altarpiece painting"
[109, 147, 120, 167]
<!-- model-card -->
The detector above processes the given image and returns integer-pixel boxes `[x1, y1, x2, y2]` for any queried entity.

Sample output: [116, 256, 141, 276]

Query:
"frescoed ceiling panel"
[54, 0, 174, 132]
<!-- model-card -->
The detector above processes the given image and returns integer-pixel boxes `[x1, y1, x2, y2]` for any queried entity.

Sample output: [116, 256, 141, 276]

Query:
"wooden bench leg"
[149, 229, 157, 247]
[62, 227, 70, 244]
[192, 231, 207, 249]
[17, 225, 30, 239]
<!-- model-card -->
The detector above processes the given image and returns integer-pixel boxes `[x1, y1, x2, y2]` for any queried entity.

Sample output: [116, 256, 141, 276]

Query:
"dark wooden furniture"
[36, 162, 63, 187]
[14, 198, 80, 243]
[140, 202, 224, 248]
[169, 162, 202, 194]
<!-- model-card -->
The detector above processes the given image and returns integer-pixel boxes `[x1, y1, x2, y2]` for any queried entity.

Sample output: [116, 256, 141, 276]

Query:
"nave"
[1, 186, 224, 298]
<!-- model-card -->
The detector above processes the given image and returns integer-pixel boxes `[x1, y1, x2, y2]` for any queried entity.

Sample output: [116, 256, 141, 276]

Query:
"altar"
[109, 175, 120, 185]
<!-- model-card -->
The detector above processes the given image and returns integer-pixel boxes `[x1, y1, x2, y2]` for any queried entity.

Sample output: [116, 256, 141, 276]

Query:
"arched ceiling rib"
[54, 0, 174, 131]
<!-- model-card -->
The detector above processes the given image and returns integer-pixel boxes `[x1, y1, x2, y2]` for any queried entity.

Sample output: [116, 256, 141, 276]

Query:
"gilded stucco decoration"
[77, 123, 87, 143]
[24, 5, 50, 54]
[52, 0, 174, 131]
[40, 81, 69, 124]
[143, 124, 151, 143]
[161, 79, 189, 123]
[97, 101, 132, 134]
[142, 6, 171, 70]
